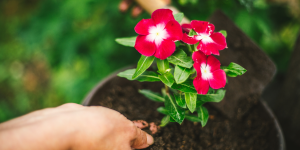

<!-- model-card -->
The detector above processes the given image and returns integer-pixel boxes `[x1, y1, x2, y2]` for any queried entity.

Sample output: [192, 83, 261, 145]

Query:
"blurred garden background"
[0, 0, 299, 122]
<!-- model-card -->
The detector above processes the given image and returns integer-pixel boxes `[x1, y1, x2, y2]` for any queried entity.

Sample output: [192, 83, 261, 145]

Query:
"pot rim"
[82, 66, 286, 150]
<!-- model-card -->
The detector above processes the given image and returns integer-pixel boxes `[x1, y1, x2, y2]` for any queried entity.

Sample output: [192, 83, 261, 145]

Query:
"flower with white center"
[200, 64, 213, 80]
[181, 21, 227, 55]
[134, 9, 182, 60]
[192, 51, 226, 95]
[147, 24, 168, 46]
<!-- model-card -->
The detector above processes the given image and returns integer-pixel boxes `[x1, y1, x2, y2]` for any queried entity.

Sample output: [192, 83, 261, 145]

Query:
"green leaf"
[198, 89, 226, 103]
[219, 30, 227, 38]
[156, 59, 169, 73]
[158, 72, 175, 87]
[171, 79, 197, 93]
[196, 100, 206, 107]
[160, 115, 170, 127]
[224, 62, 247, 77]
[133, 55, 155, 79]
[185, 93, 197, 113]
[185, 114, 202, 122]
[115, 36, 137, 47]
[207, 88, 215, 94]
[197, 105, 209, 127]
[174, 12, 184, 23]
[164, 93, 185, 124]
[138, 89, 164, 102]
[175, 41, 181, 47]
[170, 117, 176, 122]
[117, 69, 160, 82]
[174, 65, 191, 84]
[220, 66, 227, 70]
[157, 107, 169, 115]
[189, 29, 198, 36]
[174, 93, 186, 108]
[167, 49, 193, 68]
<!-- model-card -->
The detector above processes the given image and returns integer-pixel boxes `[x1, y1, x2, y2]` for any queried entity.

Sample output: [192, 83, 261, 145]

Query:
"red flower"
[192, 51, 226, 94]
[134, 9, 183, 60]
[181, 23, 192, 33]
[182, 21, 227, 55]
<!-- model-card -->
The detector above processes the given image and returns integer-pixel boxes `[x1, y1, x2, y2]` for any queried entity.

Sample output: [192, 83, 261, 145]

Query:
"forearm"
[0, 121, 73, 150]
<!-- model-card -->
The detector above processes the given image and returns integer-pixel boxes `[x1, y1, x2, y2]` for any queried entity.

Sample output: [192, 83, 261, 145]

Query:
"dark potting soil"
[87, 77, 278, 150]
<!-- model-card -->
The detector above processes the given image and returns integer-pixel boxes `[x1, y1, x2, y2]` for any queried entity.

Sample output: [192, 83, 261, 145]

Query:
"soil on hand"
[88, 77, 279, 150]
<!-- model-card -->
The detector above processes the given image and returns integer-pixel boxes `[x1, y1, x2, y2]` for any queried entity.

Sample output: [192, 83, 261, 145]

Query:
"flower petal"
[206, 55, 221, 72]
[209, 69, 226, 89]
[191, 21, 216, 36]
[151, 9, 174, 26]
[193, 76, 210, 94]
[193, 61, 201, 73]
[164, 19, 183, 41]
[197, 40, 220, 55]
[154, 39, 176, 60]
[134, 35, 156, 56]
[192, 51, 207, 63]
[134, 19, 155, 35]
[192, 51, 207, 73]
[210, 32, 227, 50]
[182, 33, 198, 45]
[181, 23, 192, 33]
[207, 23, 215, 35]
[191, 20, 208, 35]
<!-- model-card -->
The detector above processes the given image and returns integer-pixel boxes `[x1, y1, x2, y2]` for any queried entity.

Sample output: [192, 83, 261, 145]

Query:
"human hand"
[0, 103, 154, 150]
[119, 0, 171, 18]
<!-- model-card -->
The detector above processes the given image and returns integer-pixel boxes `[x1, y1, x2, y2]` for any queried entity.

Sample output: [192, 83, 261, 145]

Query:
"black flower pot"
[82, 67, 285, 150]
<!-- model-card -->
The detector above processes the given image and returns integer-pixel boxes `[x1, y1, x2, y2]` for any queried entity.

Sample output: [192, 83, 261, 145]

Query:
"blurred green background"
[0, 0, 299, 122]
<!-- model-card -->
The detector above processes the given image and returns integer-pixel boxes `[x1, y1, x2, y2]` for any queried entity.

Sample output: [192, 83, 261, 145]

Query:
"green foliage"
[179, 0, 198, 6]
[157, 107, 169, 115]
[158, 72, 175, 87]
[132, 55, 155, 79]
[115, 36, 137, 47]
[164, 93, 185, 124]
[118, 69, 160, 82]
[197, 105, 209, 127]
[138, 90, 164, 102]
[174, 93, 186, 108]
[219, 30, 227, 38]
[189, 29, 198, 36]
[160, 115, 170, 127]
[198, 89, 226, 103]
[239, 0, 254, 11]
[167, 49, 193, 68]
[223, 62, 247, 77]
[174, 65, 191, 84]
[0, 0, 148, 122]
[156, 59, 170, 73]
[171, 79, 197, 93]
[174, 13, 184, 23]
[185, 114, 202, 122]
[185, 93, 197, 113]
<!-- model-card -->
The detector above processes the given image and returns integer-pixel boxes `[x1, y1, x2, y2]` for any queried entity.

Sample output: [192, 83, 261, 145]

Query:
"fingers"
[119, 0, 132, 12]
[130, 127, 154, 149]
[131, 6, 143, 18]
[57, 103, 83, 110]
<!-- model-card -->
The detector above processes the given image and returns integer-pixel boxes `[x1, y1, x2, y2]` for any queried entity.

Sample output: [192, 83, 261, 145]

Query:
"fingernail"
[146, 133, 154, 145]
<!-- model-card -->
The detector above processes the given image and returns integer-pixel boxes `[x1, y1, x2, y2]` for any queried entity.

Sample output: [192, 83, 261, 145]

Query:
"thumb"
[130, 127, 154, 149]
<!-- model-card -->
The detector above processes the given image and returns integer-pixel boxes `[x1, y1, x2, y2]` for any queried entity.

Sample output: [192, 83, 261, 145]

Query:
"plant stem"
[187, 44, 193, 53]
[165, 84, 169, 94]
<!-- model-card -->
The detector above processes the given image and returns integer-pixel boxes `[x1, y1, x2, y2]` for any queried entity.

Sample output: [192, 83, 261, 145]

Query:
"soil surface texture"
[87, 77, 279, 150]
